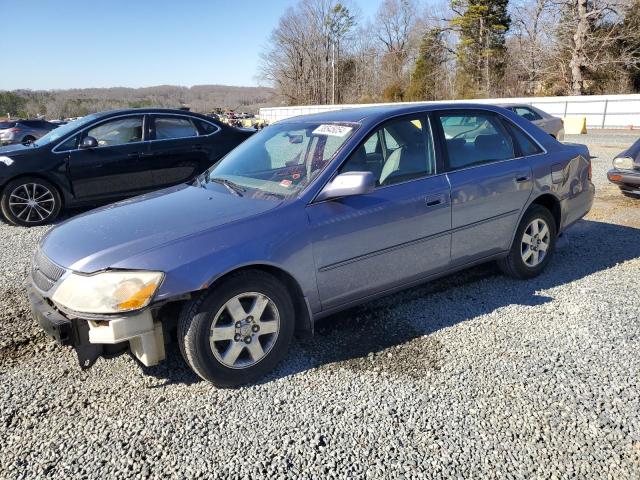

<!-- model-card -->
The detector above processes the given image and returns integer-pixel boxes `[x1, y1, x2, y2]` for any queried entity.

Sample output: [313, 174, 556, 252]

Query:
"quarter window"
[438, 112, 515, 170]
[154, 117, 199, 140]
[194, 119, 219, 135]
[340, 117, 435, 186]
[86, 117, 143, 147]
[504, 121, 543, 156]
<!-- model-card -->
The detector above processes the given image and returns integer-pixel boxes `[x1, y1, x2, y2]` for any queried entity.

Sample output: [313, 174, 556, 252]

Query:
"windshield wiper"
[209, 177, 246, 197]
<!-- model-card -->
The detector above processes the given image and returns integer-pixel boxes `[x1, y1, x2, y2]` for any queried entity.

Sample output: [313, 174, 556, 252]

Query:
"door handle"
[127, 152, 140, 158]
[515, 175, 530, 183]
[426, 197, 442, 207]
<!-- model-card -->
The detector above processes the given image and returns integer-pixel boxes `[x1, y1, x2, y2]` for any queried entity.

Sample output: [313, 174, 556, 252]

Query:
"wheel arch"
[201, 263, 314, 336]
[529, 193, 561, 232]
[1, 172, 66, 202]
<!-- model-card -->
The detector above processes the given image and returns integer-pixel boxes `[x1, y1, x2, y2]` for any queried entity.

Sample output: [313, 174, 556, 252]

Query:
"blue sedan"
[29, 103, 594, 386]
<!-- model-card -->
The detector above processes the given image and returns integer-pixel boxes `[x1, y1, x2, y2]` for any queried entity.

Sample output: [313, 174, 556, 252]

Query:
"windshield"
[202, 121, 357, 198]
[34, 113, 101, 145]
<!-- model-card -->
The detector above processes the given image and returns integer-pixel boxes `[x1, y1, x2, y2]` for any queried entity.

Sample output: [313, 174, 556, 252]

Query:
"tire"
[498, 205, 557, 279]
[620, 190, 640, 199]
[1, 177, 63, 227]
[178, 270, 295, 387]
[22, 135, 36, 144]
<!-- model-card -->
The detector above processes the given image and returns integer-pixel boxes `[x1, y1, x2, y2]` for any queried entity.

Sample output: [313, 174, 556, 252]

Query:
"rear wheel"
[178, 270, 295, 387]
[498, 205, 557, 279]
[1, 177, 62, 226]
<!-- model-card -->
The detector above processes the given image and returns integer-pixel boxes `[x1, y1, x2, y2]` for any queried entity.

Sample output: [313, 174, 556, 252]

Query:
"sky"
[1, 0, 381, 91]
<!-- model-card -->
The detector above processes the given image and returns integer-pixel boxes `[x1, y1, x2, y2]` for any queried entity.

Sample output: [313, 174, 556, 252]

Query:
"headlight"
[613, 157, 634, 170]
[51, 271, 163, 314]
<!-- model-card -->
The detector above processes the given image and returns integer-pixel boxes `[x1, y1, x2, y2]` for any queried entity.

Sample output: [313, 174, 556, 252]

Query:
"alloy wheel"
[209, 292, 280, 369]
[8, 183, 56, 223]
[520, 218, 550, 267]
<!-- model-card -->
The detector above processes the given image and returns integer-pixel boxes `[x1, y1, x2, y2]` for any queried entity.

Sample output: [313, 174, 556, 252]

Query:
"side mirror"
[79, 136, 98, 149]
[316, 171, 376, 202]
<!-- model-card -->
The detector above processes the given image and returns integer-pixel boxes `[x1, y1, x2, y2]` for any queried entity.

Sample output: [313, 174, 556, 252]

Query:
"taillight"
[8, 128, 19, 133]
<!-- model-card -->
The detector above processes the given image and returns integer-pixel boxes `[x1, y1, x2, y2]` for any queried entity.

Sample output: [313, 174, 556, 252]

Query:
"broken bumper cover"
[28, 279, 165, 369]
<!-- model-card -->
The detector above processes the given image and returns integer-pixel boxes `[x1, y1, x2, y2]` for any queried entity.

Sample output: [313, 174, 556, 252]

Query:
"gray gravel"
[1, 132, 639, 479]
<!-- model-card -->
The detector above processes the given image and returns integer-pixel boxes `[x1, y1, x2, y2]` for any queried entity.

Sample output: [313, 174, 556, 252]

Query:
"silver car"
[500, 104, 565, 141]
[0, 119, 58, 145]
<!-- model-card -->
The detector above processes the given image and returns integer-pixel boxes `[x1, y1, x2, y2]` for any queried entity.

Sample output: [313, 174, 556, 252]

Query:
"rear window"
[0, 122, 16, 129]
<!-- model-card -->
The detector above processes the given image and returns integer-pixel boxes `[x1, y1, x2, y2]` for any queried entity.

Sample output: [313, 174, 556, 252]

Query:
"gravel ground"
[1, 132, 639, 479]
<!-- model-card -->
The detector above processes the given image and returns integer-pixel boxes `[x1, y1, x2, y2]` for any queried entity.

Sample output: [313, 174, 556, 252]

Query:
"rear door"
[145, 115, 211, 188]
[435, 110, 535, 264]
[68, 115, 152, 200]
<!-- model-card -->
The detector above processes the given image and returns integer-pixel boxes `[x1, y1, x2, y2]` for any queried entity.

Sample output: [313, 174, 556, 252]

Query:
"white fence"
[259, 94, 640, 129]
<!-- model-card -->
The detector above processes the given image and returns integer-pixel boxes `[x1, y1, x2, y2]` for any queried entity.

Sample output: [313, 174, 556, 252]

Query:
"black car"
[0, 109, 254, 226]
[608, 137, 640, 198]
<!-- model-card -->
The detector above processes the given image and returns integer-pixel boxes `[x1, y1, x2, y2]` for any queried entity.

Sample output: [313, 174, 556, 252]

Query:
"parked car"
[0, 108, 253, 226]
[607, 137, 640, 198]
[0, 119, 58, 146]
[28, 104, 594, 387]
[499, 104, 565, 141]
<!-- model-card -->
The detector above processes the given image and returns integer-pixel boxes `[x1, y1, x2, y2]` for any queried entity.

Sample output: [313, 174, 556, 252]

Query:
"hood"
[0, 143, 40, 156]
[40, 184, 281, 272]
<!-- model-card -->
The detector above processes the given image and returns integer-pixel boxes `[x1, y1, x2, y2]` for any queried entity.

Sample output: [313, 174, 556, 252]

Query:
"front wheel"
[498, 205, 557, 279]
[178, 270, 295, 387]
[1, 177, 62, 226]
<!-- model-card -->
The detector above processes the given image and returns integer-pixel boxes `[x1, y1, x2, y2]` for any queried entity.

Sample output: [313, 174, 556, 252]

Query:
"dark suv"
[0, 109, 253, 226]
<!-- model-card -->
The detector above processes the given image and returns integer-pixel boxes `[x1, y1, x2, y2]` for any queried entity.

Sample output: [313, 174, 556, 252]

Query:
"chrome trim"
[51, 112, 221, 154]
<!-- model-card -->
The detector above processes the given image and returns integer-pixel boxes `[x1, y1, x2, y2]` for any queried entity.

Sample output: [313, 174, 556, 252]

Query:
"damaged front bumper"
[28, 279, 166, 369]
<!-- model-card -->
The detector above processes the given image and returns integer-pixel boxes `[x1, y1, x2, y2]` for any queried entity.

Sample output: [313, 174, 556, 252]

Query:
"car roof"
[280, 103, 512, 126]
[498, 103, 538, 109]
[90, 108, 214, 120]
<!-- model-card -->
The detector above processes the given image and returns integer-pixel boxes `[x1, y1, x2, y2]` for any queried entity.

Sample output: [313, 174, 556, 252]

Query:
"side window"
[514, 107, 542, 122]
[154, 117, 199, 140]
[438, 112, 515, 171]
[86, 117, 143, 147]
[340, 117, 435, 186]
[57, 134, 80, 152]
[504, 121, 543, 157]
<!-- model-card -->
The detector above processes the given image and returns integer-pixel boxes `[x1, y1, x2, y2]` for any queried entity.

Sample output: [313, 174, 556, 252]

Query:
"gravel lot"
[1, 131, 639, 479]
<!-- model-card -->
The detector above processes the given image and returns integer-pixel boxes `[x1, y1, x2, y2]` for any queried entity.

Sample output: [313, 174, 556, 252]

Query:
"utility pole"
[332, 42, 336, 104]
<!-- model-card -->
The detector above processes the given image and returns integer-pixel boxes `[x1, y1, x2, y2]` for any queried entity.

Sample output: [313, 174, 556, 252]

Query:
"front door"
[435, 110, 534, 264]
[68, 115, 152, 200]
[306, 115, 452, 309]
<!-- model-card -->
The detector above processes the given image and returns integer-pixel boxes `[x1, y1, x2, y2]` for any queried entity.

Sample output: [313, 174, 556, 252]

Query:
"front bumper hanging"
[28, 281, 165, 369]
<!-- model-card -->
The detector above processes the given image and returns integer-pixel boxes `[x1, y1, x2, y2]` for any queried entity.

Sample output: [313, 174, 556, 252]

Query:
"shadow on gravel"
[141, 219, 640, 387]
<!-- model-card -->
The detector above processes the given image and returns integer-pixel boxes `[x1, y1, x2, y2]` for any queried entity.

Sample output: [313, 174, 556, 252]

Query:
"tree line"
[260, 0, 640, 105]
[0, 85, 276, 119]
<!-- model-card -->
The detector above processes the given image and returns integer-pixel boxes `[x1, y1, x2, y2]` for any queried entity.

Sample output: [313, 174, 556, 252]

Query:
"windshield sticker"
[312, 124, 353, 137]
[279, 179, 293, 188]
